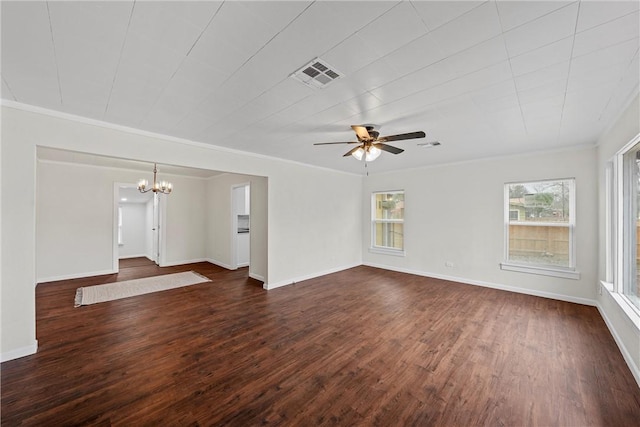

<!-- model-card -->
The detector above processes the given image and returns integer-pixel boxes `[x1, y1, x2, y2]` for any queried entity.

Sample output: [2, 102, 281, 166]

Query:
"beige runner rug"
[74, 271, 210, 307]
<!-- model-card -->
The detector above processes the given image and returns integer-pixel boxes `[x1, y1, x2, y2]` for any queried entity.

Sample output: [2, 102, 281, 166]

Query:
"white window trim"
[501, 178, 579, 279]
[501, 262, 580, 279]
[605, 161, 615, 284]
[370, 190, 405, 256]
[604, 132, 640, 329]
[369, 246, 406, 256]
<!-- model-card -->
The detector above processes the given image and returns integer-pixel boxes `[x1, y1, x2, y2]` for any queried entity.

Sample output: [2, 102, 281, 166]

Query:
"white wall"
[206, 173, 267, 281]
[36, 161, 114, 280]
[35, 160, 209, 281]
[595, 95, 640, 384]
[161, 176, 207, 266]
[1, 104, 363, 360]
[249, 175, 268, 283]
[1, 110, 37, 361]
[119, 203, 147, 259]
[363, 146, 598, 304]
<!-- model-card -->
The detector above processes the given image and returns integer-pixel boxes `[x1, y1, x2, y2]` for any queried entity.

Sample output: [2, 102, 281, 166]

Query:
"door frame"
[230, 182, 251, 270]
[113, 182, 167, 271]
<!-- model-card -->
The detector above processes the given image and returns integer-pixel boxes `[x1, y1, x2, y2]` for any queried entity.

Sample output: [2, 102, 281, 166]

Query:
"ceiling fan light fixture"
[366, 145, 382, 161]
[352, 145, 382, 162]
[315, 125, 424, 161]
[352, 147, 365, 161]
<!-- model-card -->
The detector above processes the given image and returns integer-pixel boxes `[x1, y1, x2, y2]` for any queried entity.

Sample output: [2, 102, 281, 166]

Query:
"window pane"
[375, 193, 404, 220]
[508, 180, 571, 223]
[623, 144, 640, 310]
[508, 224, 570, 267]
[375, 222, 403, 249]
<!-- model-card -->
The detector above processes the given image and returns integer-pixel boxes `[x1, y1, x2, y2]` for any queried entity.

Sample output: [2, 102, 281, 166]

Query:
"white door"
[152, 193, 160, 265]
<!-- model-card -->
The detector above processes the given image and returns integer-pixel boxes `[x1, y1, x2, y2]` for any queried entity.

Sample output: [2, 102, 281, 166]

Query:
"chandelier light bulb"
[138, 164, 173, 195]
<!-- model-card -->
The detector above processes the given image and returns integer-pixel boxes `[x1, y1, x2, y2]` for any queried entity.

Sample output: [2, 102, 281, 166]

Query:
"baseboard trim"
[37, 269, 117, 284]
[205, 258, 233, 270]
[596, 302, 640, 389]
[1, 340, 38, 363]
[237, 262, 249, 268]
[160, 258, 209, 267]
[363, 262, 597, 307]
[264, 263, 360, 290]
[249, 272, 265, 282]
[118, 254, 149, 260]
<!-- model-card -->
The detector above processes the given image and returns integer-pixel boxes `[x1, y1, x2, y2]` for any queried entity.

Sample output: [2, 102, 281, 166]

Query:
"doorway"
[231, 183, 250, 269]
[114, 184, 160, 271]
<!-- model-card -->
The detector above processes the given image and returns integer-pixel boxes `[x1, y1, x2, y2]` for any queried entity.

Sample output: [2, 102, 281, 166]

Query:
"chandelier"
[138, 163, 172, 194]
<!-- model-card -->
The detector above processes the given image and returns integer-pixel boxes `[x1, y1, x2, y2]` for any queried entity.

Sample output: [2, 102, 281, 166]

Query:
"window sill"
[600, 280, 614, 293]
[601, 282, 640, 332]
[369, 247, 405, 257]
[500, 262, 580, 280]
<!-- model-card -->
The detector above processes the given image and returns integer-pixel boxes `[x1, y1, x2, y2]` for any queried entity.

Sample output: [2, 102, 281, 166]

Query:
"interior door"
[152, 193, 160, 265]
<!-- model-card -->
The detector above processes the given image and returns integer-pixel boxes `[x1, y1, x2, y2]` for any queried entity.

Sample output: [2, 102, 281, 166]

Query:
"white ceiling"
[3, 1, 639, 174]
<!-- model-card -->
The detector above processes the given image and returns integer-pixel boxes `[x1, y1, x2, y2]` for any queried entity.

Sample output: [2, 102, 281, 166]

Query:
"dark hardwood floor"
[2, 260, 639, 426]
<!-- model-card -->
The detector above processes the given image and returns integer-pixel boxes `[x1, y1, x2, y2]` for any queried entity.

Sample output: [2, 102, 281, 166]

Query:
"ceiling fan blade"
[351, 125, 371, 141]
[377, 131, 426, 142]
[375, 143, 404, 155]
[343, 145, 363, 157]
[313, 141, 360, 145]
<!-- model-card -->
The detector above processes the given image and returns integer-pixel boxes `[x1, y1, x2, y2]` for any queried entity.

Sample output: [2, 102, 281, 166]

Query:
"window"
[621, 140, 640, 311]
[501, 178, 578, 279]
[371, 191, 404, 255]
[604, 133, 640, 322]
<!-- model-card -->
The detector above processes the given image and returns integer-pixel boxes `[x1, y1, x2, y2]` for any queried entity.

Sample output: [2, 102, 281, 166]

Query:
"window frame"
[604, 132, 640, 323]
[500, 178, 579, 279]
[370, 190, 405, 256]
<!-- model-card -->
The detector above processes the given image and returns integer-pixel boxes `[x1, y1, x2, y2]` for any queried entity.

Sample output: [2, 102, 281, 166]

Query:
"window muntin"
[372, 191, 404, 252]
[505, 179, 575, 270]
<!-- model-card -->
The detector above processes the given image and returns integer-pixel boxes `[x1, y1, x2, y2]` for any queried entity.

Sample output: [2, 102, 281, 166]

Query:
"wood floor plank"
[1, 261, 639, 425]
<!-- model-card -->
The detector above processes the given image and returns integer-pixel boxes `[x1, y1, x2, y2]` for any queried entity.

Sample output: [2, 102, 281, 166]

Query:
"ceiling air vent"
[290, 58, 343, 89]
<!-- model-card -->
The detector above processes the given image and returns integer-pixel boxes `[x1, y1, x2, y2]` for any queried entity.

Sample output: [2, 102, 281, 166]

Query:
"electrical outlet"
[445, 261, 455, 268]
[598, 284, 603, 296]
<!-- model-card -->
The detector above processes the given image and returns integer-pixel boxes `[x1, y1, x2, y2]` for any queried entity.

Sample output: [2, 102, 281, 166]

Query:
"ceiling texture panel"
[2, 0, 639, 175]
[1, 1, 62, 109]
[495, 1, 574, 31]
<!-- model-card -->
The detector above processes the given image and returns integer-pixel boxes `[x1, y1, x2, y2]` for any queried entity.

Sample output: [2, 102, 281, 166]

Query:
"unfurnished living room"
[1, 0, 640, 425]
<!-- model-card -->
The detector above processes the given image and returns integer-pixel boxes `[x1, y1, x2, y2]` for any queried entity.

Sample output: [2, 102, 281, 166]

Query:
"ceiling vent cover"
[290, 57, 343, 89]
